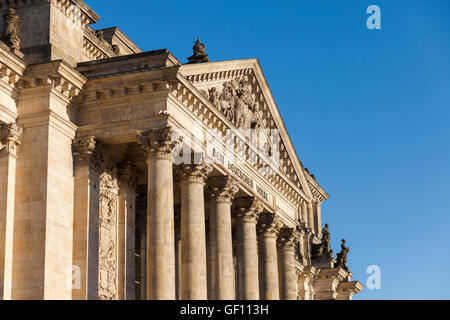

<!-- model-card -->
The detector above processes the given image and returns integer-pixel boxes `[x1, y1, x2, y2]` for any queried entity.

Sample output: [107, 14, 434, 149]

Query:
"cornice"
[18, 60, 86, 101]
[305, 172, 329, 202]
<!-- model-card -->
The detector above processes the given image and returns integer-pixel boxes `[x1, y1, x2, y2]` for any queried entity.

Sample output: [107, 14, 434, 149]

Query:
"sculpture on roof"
[187, 36, 210, 64]
[2, 8, 20, 50]
[336, 239, 350, 272]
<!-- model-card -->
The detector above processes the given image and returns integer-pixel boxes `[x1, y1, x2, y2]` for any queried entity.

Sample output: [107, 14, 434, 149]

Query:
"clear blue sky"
[86, 0, 450, 299]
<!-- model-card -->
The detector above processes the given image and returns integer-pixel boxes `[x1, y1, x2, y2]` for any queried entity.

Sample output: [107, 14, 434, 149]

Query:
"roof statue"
[187, 36, 210, 64]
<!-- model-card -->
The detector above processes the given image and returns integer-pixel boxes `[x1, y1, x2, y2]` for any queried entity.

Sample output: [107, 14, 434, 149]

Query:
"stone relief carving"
[98, 162, 119, 300]
[2, 8, 20, 50]
[202, 76, 260, 131]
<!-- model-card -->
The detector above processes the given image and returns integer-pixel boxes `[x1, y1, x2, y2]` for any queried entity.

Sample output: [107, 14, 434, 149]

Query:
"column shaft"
[207, 176, 238, 300]
[257, 214, 282, 300]
[138, 127, 180, 300]
[178, 164, 211, 300]
[0, 151, 16, 300]
[278, 228, 299, 300]
[234, 197, 263, 300]
[147, 157, 175, 299]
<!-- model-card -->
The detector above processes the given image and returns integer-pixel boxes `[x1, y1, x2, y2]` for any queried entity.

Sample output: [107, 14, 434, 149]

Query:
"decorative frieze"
[0, 122, 23, 156]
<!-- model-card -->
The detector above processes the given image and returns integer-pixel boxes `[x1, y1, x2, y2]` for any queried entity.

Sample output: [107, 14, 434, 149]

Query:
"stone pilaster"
[72, 136, 100, 300]
[0, 123, 22, 300]
[118, 162, 138, 300]
[206, 175, 239, 300]
[137, 127, 180, 300]
[278, 227, 299, 300]
[177, 163, 212, 300]
[257, 213, 283, 300]
[233, 196, 263, 300]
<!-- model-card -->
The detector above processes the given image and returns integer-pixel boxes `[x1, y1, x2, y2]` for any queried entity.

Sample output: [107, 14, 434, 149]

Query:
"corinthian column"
[257, 213, 283, 300]
[0, 123, 22, 300]
[233, 197, 263, 300]
[278, 228, 300, 300]
[137, 127, 180, 300]
[177, 163, 212, 300]
[206, 176, 239, 300]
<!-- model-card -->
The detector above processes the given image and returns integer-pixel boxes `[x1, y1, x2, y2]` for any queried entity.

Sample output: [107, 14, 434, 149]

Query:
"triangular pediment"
[179, 59, 322, 202]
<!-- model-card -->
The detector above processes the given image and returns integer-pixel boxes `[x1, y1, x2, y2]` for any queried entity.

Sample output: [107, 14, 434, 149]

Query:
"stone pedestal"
[313, 267, 349, 300]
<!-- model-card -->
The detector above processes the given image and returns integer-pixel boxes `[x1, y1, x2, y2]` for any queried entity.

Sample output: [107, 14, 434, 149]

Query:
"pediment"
[179, 60, 322, 202]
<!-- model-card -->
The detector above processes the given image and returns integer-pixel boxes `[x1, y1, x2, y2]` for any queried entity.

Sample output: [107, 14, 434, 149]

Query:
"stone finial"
[205, 175, 239, 204]
[137, 127, 182, 161]
[258, 213, 283, 239]
[0, 122, 23, 156]
[187, 36, 210, 64]
[176, 163, 213, 185]
[2, 8, 20, 50]
[278, 227, 300, 250]
[232, 196, 264, 223]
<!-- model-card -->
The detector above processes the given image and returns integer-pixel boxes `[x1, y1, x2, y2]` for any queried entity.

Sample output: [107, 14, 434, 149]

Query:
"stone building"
[0, 0, 363, 300]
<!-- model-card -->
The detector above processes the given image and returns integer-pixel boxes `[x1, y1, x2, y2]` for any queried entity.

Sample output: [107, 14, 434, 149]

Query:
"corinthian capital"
[73, 136, 96, 166]
[0, 122, 23, 156]
[233, 196, 264, 224]
[258, 213, 283, 239]
[278, 227, 300, 250]
[205, 175, 239, 204]
[176, 163, 213, 185]
[137, 127, 181, 161]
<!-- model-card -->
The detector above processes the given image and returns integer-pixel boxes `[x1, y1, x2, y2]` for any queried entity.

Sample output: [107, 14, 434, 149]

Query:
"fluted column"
[233, 197, 263, 300]
[177, 163, 212, 300]
[206, 176, 239, 300]
[0, 123, 22, 300]
[118, 162, 138, 300]
[278, 228, 300, 300]
[137, 127, 180, 300]
[257, 213, 282, 300]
